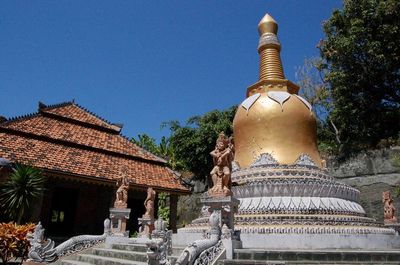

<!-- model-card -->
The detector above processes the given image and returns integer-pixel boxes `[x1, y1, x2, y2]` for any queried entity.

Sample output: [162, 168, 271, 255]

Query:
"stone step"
[59, 260, 94, 265]
[111, 243, 147, 252]
[218, 260, 284, 265]
[112, 242, 184, 256]
[75, 254, 147, 265]
[233, 249, 400, 263]
[92, 248, 148, 263]
[218, 260, 400, 265]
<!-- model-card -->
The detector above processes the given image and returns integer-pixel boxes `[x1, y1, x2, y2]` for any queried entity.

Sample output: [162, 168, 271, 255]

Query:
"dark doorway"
[47, 187, 78, 237]
[127, 198, 146, 234]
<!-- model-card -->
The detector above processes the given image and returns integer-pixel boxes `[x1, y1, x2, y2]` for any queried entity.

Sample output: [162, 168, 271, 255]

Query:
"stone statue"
[144, 187, 156, 218]
[139, 187, 157, 238]
[114, 174, 129, 208]
[383, 191, 397, 223]
[208, 132, 234, 197]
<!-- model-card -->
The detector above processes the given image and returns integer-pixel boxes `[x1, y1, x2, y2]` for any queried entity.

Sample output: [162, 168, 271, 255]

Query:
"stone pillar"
[200, 195, 242, 259]
[169, 194, 178, 233]
[109, 208, 131, 236]
[138, 216, 155, 239]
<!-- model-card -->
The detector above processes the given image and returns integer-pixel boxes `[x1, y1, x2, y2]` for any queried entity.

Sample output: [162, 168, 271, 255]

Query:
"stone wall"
[328, 148, 400, 222]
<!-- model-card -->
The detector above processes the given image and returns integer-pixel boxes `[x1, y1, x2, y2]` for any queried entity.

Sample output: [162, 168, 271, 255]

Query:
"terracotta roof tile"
[0, 102, 189, 193]
[1, 115, 162, 162]
[0, 132, 187, 192]
[42, 103, 120, 131]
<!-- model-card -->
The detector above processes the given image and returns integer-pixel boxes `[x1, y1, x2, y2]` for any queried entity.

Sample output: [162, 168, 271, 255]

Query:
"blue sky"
[0, 1, 342, 141]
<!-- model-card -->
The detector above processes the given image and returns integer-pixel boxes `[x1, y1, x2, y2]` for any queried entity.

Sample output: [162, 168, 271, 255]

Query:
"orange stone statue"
[208, 132, 234, 197]
[114, 174, 129, 209]
[383, 191, 397, 224]
[144, 187, 156, 218]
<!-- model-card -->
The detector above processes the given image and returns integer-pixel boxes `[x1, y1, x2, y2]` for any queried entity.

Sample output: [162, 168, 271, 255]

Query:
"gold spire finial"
[257, 13, 284, 81]
[258, 13, 278, 35]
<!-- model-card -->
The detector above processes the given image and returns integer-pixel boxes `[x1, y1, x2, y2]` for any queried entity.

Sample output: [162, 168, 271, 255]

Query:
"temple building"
[0, 101, 189, 237]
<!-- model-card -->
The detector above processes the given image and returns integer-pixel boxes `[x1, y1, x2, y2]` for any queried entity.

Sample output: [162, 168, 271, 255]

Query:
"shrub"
[0, 222, 35, 265]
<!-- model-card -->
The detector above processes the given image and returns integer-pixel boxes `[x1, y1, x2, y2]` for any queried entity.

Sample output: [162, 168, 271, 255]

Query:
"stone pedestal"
[109, 207, 131, 236]
[201, 195, 242, 259]
[138, 216, 155, 239]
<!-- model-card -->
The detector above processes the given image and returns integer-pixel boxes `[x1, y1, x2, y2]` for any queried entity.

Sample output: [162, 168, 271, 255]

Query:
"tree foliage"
[164, 106, 237, 182]
[132, 135, 185, 170]
[0, 164, 45, 224]
[296, 57, 341, 154]
[319, 0, 400, 154]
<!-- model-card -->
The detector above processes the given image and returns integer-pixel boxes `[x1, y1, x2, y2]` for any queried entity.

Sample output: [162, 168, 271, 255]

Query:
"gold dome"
[232, 13, 322, 168]
[233, 92, 321, 168]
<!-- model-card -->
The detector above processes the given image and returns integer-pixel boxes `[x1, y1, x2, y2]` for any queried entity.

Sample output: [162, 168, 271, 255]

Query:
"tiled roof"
[42, 103, 121, 132]
[0, 102, 188, 193]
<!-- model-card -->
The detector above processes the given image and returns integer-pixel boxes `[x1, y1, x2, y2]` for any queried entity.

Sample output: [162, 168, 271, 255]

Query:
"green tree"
[132, 134, 160, 156]
[157, 192, 170, 225]
[296, 57, 341, 154]
[132, 135, 185, 170]
[0, 164, 45, 224]
[319, 0, 400, 154]
[165, 106, 237, 182]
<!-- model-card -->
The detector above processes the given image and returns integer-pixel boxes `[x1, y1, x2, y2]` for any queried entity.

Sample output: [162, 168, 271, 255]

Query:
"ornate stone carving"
[139, 187, 156, 238]
[231, 161, 240, 172]
[146, 218, 172, 265]
[109, 208, 131, 236]
[383, 191, 397, 224]
[176, 211, 223, 265]
[114, 174, 129, 209]
[144, 187, 156, 218]
[27, 220, 110, 263]
[208, 132, 234, 197]
[27, 222, 57, 263]
[294, 154, 317, 168]
[233, 179, 360, 201]
[250, 153, 279, 168]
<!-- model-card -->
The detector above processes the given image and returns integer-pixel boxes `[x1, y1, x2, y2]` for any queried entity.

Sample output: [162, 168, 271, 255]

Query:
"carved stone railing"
[27, 219, 111, 263]
[146, 217, 172, 265]
[175, 211, 224, 265]
[193, 240, 224, 265]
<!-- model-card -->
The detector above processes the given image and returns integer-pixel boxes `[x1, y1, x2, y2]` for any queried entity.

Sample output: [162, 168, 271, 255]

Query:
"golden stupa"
[178, 12, 398, 252]
[233, 13, 322, 168]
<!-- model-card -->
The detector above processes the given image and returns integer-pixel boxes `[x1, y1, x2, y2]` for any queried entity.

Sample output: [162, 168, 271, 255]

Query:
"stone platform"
[178, 153, 400, 250]
[223, 248, 400, 264]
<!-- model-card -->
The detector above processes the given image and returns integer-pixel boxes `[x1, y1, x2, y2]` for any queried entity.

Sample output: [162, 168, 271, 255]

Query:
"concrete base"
[232, 248, 400, 264]
[175, 230, 400, 250]
[239, 233, 400, 249]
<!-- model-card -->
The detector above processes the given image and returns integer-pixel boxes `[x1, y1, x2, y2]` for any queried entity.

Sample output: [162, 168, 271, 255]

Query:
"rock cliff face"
[328, 148, 400, 222]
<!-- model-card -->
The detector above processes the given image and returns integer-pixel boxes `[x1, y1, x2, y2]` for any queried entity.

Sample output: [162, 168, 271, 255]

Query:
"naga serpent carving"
[27, 219, 111, 263]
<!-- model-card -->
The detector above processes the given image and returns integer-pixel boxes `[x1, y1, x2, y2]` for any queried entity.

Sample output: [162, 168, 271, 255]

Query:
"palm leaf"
[0, 164, 45, 223]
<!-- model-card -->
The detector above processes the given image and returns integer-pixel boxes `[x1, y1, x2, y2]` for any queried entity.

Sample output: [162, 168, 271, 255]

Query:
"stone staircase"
[56, 242, 400, 265]
[57, 242, 184, 265]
